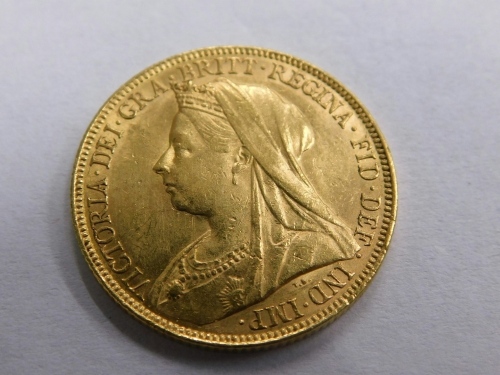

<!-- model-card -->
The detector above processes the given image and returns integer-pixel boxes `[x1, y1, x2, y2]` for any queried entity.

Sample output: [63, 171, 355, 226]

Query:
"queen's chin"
[168, 194, 190, 213]
[168, 193, 208, 217]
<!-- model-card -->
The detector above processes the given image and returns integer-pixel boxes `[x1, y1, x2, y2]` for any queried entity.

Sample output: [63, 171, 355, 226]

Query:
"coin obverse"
[72, 46, 397, 349]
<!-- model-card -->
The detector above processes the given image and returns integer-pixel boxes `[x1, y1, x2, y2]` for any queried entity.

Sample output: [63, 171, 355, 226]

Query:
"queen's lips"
[164, 183, 176, 192]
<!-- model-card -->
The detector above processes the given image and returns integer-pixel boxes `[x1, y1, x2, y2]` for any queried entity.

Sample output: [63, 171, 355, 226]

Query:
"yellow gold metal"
[71, 46, 397, 349]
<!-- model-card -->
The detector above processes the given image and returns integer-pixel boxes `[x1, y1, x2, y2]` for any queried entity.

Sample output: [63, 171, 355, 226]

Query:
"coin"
[72, 46, 397, 349]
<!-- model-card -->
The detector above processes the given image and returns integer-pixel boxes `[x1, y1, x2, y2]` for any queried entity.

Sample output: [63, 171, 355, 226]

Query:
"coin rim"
[71, 45, 398, 349]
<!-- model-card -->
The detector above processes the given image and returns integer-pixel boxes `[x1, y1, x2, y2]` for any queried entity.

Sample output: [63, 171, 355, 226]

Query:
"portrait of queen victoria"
[149, 77, 360, 325]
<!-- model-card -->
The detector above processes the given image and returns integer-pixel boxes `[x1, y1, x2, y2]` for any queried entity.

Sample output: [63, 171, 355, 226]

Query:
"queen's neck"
[197, 191, 252, 262]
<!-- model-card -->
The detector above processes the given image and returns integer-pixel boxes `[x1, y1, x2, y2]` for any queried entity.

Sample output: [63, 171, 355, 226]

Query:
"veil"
[211, 78, 360, 296]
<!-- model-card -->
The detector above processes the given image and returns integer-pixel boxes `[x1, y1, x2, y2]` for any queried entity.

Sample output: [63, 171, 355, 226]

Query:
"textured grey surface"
[1, 1, 499, 374]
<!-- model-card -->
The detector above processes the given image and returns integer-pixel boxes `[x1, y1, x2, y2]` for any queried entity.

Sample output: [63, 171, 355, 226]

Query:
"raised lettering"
[89, 209, 111, 225]
[177, 63, 197, 81]
[87, 178, 109, 206]
[333, 112, 352, 128]
[102, 242, 123, 257]
[360, 194, 381, 211]
[118, 103, 136, 119]
[353, 227, 374, 246]
[121, 267, 142, 284]
[101, 241, 131, 273]
[129, 279, 150, 301]
[267, 64, 353, 128]
[351, 136, 372, 151]
[103, 124, 122, 138]
[128, 92, 153, 110]
[355, 151, 376, 162]
[87, 178, 108, 195]
[194, 59, 221, 77]
[311, 87, 331, 106]
[94, 226, 115, 245]
[121, 266, 151, 300]
[358, 212, 378, 229]
[322, 271, 346, 294]
[266, 302, 293, 327]
[358, 163, 380, 180]
[249, 309, 267, 330]
[267, 63, 287, 81]
[96, 136, 117, 153]
[309, 283, 333, 305]
[90, 151, 112, 168]
[241, 58, 257, 75]
[302, 80, 320, 95]
[226, 57, 239, 74]
[150, 79, 168, 98]
[286, 70, 306, 89]
[287, 298, 304, 318]
[334, 264, 355, 280]
[108, 252, 131, 274]
[87, 196, 107, 206]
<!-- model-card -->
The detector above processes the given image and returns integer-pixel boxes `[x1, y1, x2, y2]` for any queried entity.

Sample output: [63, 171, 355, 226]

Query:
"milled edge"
[71, 46, 397, 349]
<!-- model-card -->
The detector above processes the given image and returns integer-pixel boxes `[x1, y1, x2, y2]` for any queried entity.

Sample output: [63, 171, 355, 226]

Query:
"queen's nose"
[153, 147, 174, 174]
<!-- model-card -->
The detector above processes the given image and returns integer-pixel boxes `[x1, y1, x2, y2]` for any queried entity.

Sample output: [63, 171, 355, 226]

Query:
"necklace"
[161, 242, 249, 302]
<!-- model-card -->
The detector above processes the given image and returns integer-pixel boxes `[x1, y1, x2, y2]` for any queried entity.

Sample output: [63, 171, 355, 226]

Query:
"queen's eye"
[174, 142, 191, 155]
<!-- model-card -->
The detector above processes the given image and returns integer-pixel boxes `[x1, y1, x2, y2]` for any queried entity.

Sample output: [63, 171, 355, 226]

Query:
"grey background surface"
[1, 1, 499, 374]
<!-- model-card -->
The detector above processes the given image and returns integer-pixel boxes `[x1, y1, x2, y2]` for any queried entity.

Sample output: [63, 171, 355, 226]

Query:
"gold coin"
[72, 46, 397, 349]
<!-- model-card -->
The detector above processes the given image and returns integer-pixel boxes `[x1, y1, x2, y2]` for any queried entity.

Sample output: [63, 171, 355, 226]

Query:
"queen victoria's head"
[154, 80, 253, 220]
[150, 78, 359, 325]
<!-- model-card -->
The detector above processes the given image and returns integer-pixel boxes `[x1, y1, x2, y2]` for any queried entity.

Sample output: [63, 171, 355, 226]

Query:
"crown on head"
[171, 80, 226, 119]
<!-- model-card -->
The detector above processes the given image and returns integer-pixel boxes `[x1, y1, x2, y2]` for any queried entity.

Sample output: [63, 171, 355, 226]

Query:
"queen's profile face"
[153, 112, 240, 217]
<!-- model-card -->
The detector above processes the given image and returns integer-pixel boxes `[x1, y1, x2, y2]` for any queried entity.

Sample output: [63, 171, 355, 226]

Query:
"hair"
[179, 108, 241, 153]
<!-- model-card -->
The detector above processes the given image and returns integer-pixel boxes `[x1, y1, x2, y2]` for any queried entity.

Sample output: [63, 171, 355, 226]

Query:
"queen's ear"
[231, 147, 252, 185]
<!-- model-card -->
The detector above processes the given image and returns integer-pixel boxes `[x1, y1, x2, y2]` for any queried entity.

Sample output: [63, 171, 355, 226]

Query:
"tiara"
[171, 81, 226, 119]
